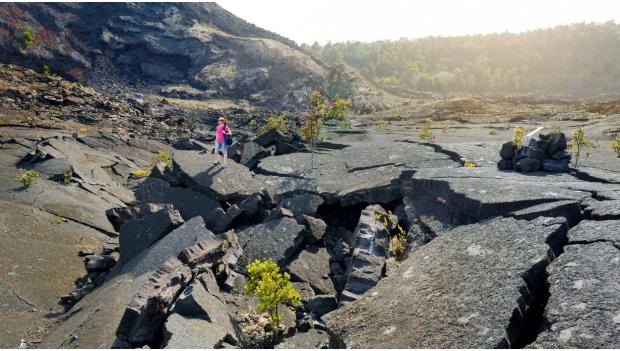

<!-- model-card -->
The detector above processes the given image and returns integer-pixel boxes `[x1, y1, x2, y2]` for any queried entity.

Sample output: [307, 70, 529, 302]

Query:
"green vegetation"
[259, 115, 288, 135]
[377, 76, 402, 86]
[300, 91, 350, 170]
[568, 127, 598, 167]
[418, 127, 434, 141]
[376, 210, 408, 263]
[418, 119, 435, 141]
[63, 170, 73, 185]
[610, 137, 620, 157]
[20, 170, 39, 188]
[20, 25, 34, 49]
[304, 22, 620, 96]
[513, 127, 527, 149]
[154, 151, 173, 169]
[130, 169, 150, 178]
[464, 162, 477, 168]
[41, 64, 57, 76]
[489, 129, 498, 136]
[244, 259, 300, 329]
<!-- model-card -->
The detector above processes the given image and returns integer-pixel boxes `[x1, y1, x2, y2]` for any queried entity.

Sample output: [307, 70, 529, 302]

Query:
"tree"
[300, 91, 350, 171]
[244, 259, 300, 329]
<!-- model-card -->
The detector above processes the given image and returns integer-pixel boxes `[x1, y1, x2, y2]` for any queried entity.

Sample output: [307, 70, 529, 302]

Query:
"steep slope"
[0, 2, 399, 111]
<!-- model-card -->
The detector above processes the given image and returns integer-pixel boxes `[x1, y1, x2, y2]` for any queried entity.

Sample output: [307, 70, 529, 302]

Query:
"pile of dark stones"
[497, 132, 571, 173]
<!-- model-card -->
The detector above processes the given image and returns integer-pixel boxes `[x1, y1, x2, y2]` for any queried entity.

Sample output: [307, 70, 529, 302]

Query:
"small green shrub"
[610, 137, 620, 157]
[489, 129, 498, 136]
[63, 170, 73, 185]
[259, 115, 287, 135]
[20, 25, 34, 49]
[418, 127, 434, 141]
[418, 118, 435, 141]
[245, 259, 300, 329]
[41, 64, 57, 76]
[20, 170, 39, 188]
[376, 120, 387, 132]
[464, 161, 477, 168]
[130, 169, 150, 178]
[154, 151, 173, 169]
[376, 210, 408, 263]
[568, 127, 598, 167]
[513, 127, 527, 149]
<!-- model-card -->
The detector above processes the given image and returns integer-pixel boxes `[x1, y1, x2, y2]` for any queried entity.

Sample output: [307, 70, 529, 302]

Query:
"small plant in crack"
[63, 170, 73, 185]
[568, 127, 598, 168]
[20, 170, 39, 188]
[376, 210, 408, 263]
[153, 150, 173, 169]
[513, 126, 527, 149]
[244, 259, 300, 331]
[419, 118, 435, 142]
[610, 136, 620, 157]
[130, 168, 150, 178]
[259, 115, 288, 136]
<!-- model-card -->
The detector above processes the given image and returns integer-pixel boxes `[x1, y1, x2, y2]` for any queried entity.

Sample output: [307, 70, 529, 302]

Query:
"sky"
[217, 0, 620, 45]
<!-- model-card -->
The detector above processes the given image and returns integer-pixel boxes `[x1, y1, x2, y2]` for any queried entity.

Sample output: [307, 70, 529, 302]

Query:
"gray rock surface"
[583, 200, 620, 220]
[237, 217, 306, 267]
[212, 204, 243, 233]
[40, 216, 214, 348]
[238, 193, 263, 217]
[565, 219, 620, 246]
[0, 200, 107, 348]
[29, 157, 72, 179]
[161, 271, 238, 348]
[339, 205, 391, 304]
[531, 220, 620, 348]
[401, 167, 591, 224]
[7, 178, 119, 235]
[305, 295, 338, 317]
[119, 208, 184, 263]
[299, 215, 327, 244]
[174, 150, 263, 201]
[275, 329, 332, 349]
[116, 257, 192, 346]
[240, 141, 270, 169]
[324, 217, 566, 348]
[255, 140, 458, 205]
[280, 193, 324, 216]
[106, 203, 175, 232]
[135, 177, 222, 229]
[288, 247, 335, 295]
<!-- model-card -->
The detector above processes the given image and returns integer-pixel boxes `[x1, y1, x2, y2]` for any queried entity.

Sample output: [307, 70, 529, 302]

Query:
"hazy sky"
[217, 0, 620, 45]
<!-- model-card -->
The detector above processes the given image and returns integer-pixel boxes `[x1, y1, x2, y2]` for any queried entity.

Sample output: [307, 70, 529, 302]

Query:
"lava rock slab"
[323, 217, 566, 348]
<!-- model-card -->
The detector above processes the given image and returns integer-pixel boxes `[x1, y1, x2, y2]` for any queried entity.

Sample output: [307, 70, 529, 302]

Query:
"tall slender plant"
[300, 91, 350, 171]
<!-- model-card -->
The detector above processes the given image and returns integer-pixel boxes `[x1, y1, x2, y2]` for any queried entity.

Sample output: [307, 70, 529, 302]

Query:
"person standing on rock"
[214, 116, 232, 168]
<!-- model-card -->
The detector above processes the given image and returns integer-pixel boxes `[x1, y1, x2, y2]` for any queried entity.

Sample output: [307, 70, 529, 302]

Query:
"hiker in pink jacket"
[214, 116, 231, 168]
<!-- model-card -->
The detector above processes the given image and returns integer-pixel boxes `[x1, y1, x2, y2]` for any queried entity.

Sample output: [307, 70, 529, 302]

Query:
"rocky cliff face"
[0, 3, 397, 111]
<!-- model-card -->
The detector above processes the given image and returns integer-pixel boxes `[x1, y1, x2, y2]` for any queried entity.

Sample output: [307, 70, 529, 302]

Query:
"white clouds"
[217, 0, 620, 44]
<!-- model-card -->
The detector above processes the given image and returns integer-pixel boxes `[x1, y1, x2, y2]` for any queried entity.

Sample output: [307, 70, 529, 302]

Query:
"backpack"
[224, 127, 233, 145]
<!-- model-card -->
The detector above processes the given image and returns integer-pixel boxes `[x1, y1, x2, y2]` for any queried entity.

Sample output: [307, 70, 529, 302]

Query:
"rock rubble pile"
[497, 132, 571, 173]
